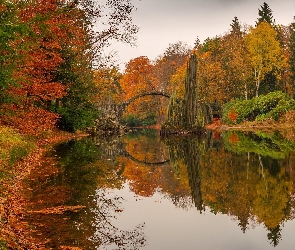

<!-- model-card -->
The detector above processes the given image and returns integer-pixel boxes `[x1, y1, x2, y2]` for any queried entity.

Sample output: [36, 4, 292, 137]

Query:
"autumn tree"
[120, 56, 160, 125]
[154, 41, 191, 93]
[273, 24, 293, 96]
[196, 37, 227, 105]
[218, 18, 253, 100]
[84, 0, 139, 67]
[0, 0, 139, 134]
[152, 42, 191, 125]
[170, 59, 188, 99]
[256, 2, 285, 94]
[245, 22, 287, 97]
[0, 0, 69, 134]
[0, 0, 26, 104]
[93, 66, 122, 106]
[56, 0, 138, 131]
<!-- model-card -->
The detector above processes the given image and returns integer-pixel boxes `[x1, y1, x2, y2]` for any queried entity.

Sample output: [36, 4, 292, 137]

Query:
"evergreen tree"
[256, 3, 279, 94]
[256, 2, 275, 26]
[267, 225, 282, 247]
[230, 16, 242, 36]
[194, 37, 201, 49]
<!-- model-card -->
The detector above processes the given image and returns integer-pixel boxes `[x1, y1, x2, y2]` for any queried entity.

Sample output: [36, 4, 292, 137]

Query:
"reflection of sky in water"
[99, 182, 295, 250]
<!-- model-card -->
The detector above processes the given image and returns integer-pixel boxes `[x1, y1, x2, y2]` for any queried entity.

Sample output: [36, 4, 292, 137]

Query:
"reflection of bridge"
[122, 149, 170, 166]
[95, 138, 170, 167]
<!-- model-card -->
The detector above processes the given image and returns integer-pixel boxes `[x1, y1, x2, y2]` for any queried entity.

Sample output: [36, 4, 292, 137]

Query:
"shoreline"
[205, 119, 295, 141]
[1, 129, 89, 249]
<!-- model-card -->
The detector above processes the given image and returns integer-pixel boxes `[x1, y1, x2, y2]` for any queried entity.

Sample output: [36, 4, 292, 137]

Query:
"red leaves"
[2, 105, 59, 136]
[228, 132, 240, 145]
[27, 82, 67, 100]
[228, 107, 239, 123]
[2, 0, 91, 135]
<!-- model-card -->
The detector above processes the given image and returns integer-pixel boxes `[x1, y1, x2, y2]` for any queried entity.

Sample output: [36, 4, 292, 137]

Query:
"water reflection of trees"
[119, 130, 193, 209]
[163, 130, 295, 247]
[90, 129, 295, 247]
[28, 129, 295, 248]
[163, 136, 203, 211]
[23, 138, 146, 249]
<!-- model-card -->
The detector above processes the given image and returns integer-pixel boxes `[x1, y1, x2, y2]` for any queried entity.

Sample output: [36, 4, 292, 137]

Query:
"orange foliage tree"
[120, 56, 160, 122]
[0, 0, 139, 134]
[2, 0, 69, 134]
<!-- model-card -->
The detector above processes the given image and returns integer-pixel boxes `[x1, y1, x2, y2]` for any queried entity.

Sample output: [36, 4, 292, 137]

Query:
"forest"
[93, 3, 295, 132]
[0, 1, 295, 134]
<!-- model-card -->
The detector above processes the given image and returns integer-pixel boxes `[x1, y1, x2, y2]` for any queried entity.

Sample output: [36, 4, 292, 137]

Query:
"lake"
[23, 128, 295, 249]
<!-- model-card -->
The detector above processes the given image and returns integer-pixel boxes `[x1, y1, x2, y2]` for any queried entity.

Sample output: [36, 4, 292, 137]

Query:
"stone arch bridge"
[97, 91, 171, 119]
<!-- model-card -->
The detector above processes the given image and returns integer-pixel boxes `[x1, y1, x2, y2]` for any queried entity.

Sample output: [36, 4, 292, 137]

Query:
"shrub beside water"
[222, 91, 295, 124]
[121, 114, 157, 127]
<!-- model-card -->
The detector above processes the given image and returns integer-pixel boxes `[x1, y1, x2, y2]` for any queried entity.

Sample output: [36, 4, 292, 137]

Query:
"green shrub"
[222, 91, 295, 124]
[263, 99, 295, 121]
[121, 114, 157, 127]
[57, 105, 97, 132]
[252, 91, 290, 120]
[121, 114, 141, 127]
[222, 98, 256, 124]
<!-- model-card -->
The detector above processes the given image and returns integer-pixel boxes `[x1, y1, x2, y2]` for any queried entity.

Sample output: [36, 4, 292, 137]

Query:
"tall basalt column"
[183, 53, 198, 129]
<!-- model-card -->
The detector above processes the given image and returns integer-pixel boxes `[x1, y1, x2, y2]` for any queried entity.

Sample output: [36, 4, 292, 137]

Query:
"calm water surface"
[24, 129, 295, 249]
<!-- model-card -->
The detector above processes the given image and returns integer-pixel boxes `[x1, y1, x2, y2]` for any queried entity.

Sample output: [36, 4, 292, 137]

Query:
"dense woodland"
[1, 1, 295, 134]
[0, 0, 138, 134]
[113, 2, 295, 128]
[0, 1, 292, 133]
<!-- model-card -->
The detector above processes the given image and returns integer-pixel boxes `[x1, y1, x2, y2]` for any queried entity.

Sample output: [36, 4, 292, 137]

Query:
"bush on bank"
[222, 91, 295, 125]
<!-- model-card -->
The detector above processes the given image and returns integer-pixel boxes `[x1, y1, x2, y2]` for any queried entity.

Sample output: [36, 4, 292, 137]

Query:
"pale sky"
[108, 0, 295, 70]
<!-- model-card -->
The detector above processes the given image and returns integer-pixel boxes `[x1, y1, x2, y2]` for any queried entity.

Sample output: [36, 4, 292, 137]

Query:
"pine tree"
[256, 2, 275, 26]
[230, 16, 242, 36]
[256, 3, 280, 94]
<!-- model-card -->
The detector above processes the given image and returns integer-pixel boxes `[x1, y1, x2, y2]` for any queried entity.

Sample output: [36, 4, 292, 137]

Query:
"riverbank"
[0, 127, 89, 249]
[205, 114, 295, 141]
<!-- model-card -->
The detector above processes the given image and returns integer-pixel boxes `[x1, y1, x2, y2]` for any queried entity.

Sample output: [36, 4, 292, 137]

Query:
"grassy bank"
[0, 126, 35, 174]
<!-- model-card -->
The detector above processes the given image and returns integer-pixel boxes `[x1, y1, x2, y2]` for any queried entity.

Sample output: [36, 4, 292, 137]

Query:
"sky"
[108, 0, 295, 70]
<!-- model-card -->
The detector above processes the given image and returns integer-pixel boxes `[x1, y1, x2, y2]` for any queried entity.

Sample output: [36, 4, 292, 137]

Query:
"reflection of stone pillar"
[184, 138, 203, 212]
[164, 136, 204, 212]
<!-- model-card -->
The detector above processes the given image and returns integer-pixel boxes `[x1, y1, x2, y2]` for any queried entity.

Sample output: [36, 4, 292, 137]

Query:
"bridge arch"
[121, 91, 171, 109]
